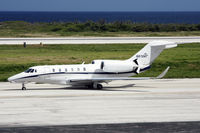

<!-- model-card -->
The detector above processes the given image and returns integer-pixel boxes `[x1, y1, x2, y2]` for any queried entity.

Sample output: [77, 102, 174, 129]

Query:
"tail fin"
[127, 41, 177, 66]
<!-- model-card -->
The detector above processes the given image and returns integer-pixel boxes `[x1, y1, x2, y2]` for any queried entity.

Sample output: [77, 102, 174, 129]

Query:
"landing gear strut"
[22, 83, 26, 90]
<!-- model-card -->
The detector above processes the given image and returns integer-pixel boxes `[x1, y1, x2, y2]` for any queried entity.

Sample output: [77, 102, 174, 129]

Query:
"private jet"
[8, 40, 177, 90]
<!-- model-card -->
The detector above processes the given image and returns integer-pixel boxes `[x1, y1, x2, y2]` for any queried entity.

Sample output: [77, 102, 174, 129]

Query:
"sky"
[0, 0, 200, 12]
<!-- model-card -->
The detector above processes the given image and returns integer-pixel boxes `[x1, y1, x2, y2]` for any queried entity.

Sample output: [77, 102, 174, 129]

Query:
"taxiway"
[1, 36, 200, 44]
[0, 78, 200, 127]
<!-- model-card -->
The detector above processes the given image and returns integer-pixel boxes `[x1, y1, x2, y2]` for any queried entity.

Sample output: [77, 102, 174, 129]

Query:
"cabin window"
[83, 67, 86, 71]
[52, 69, 55, 72]
[59, 68, 61, 72]
[92, 61, 95, 64]
[71, 68, 73, 71]
[65, 68, 67, 72]
[77, 68, 80, 71]
[35, 69, 37, 73]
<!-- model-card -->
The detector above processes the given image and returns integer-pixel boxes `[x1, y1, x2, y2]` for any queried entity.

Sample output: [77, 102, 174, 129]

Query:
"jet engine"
[92, 60, 138, 73]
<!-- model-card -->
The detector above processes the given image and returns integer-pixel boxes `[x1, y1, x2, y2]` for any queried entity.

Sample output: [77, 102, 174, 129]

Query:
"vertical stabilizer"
[127, 41, 177, 66]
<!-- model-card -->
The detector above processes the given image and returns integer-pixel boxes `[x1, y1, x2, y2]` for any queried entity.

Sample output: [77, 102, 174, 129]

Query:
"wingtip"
[156, 66, 170, 79]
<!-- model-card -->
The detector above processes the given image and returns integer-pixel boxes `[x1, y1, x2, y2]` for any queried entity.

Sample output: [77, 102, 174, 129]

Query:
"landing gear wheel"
[22, 83, 26, 90]
[97, 84, 103, 90]
[22, 87, 26, 90]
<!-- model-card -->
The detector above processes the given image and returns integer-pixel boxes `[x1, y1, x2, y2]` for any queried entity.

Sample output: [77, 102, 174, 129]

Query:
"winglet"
[156, 66, 170, 79]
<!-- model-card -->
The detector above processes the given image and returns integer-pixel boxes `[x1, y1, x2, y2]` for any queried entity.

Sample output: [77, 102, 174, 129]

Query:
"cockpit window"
[92, 61, 95, 64]
[25, 69, 32, 73]
[30, 69, 34, 73]
[25, 69, 35, 73]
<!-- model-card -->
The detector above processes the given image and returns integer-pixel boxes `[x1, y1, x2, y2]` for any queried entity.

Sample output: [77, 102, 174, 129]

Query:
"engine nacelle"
[92, 60, 136, 73]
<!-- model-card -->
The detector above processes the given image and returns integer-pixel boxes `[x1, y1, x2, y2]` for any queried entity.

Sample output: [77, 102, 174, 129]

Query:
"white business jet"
[8, 41, 177, 90]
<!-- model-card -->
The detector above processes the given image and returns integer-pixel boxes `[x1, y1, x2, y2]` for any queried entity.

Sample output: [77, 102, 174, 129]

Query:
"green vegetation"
[0, 21, 200, 37]
[0, 43, 199, 81]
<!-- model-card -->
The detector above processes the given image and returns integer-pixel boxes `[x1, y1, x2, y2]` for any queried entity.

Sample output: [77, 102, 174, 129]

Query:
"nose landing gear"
[22, 83, 26, 90]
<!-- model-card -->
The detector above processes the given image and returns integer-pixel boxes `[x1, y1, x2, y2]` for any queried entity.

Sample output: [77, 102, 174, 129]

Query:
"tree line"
[50, 20, 200, 32]
[1, 20, 200, 32]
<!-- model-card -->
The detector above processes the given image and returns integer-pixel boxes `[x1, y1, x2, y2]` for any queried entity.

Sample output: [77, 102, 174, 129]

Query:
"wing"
[69, 66, 170, 83]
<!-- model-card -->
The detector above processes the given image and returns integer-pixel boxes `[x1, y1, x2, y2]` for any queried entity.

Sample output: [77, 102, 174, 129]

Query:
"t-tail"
[127, 40, 177, 71]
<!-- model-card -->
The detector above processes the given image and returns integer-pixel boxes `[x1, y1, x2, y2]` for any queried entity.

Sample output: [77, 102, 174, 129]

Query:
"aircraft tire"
[22, 87, 26, 90]
[97, 84, 103, 90]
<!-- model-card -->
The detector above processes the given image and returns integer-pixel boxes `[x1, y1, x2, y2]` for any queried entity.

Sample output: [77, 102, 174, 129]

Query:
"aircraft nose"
[8, 76, 16, 82]
[8, 73, 24, 83]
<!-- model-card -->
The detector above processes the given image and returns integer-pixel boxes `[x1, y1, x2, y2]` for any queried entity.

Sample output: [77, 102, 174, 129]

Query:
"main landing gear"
[97, 84, 103, 89]
[22, 83, 26, 90]
[86, 83, 103, 90]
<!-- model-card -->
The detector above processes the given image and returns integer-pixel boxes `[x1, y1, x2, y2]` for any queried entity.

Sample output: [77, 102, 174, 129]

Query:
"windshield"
[25, 68, 36, 73]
